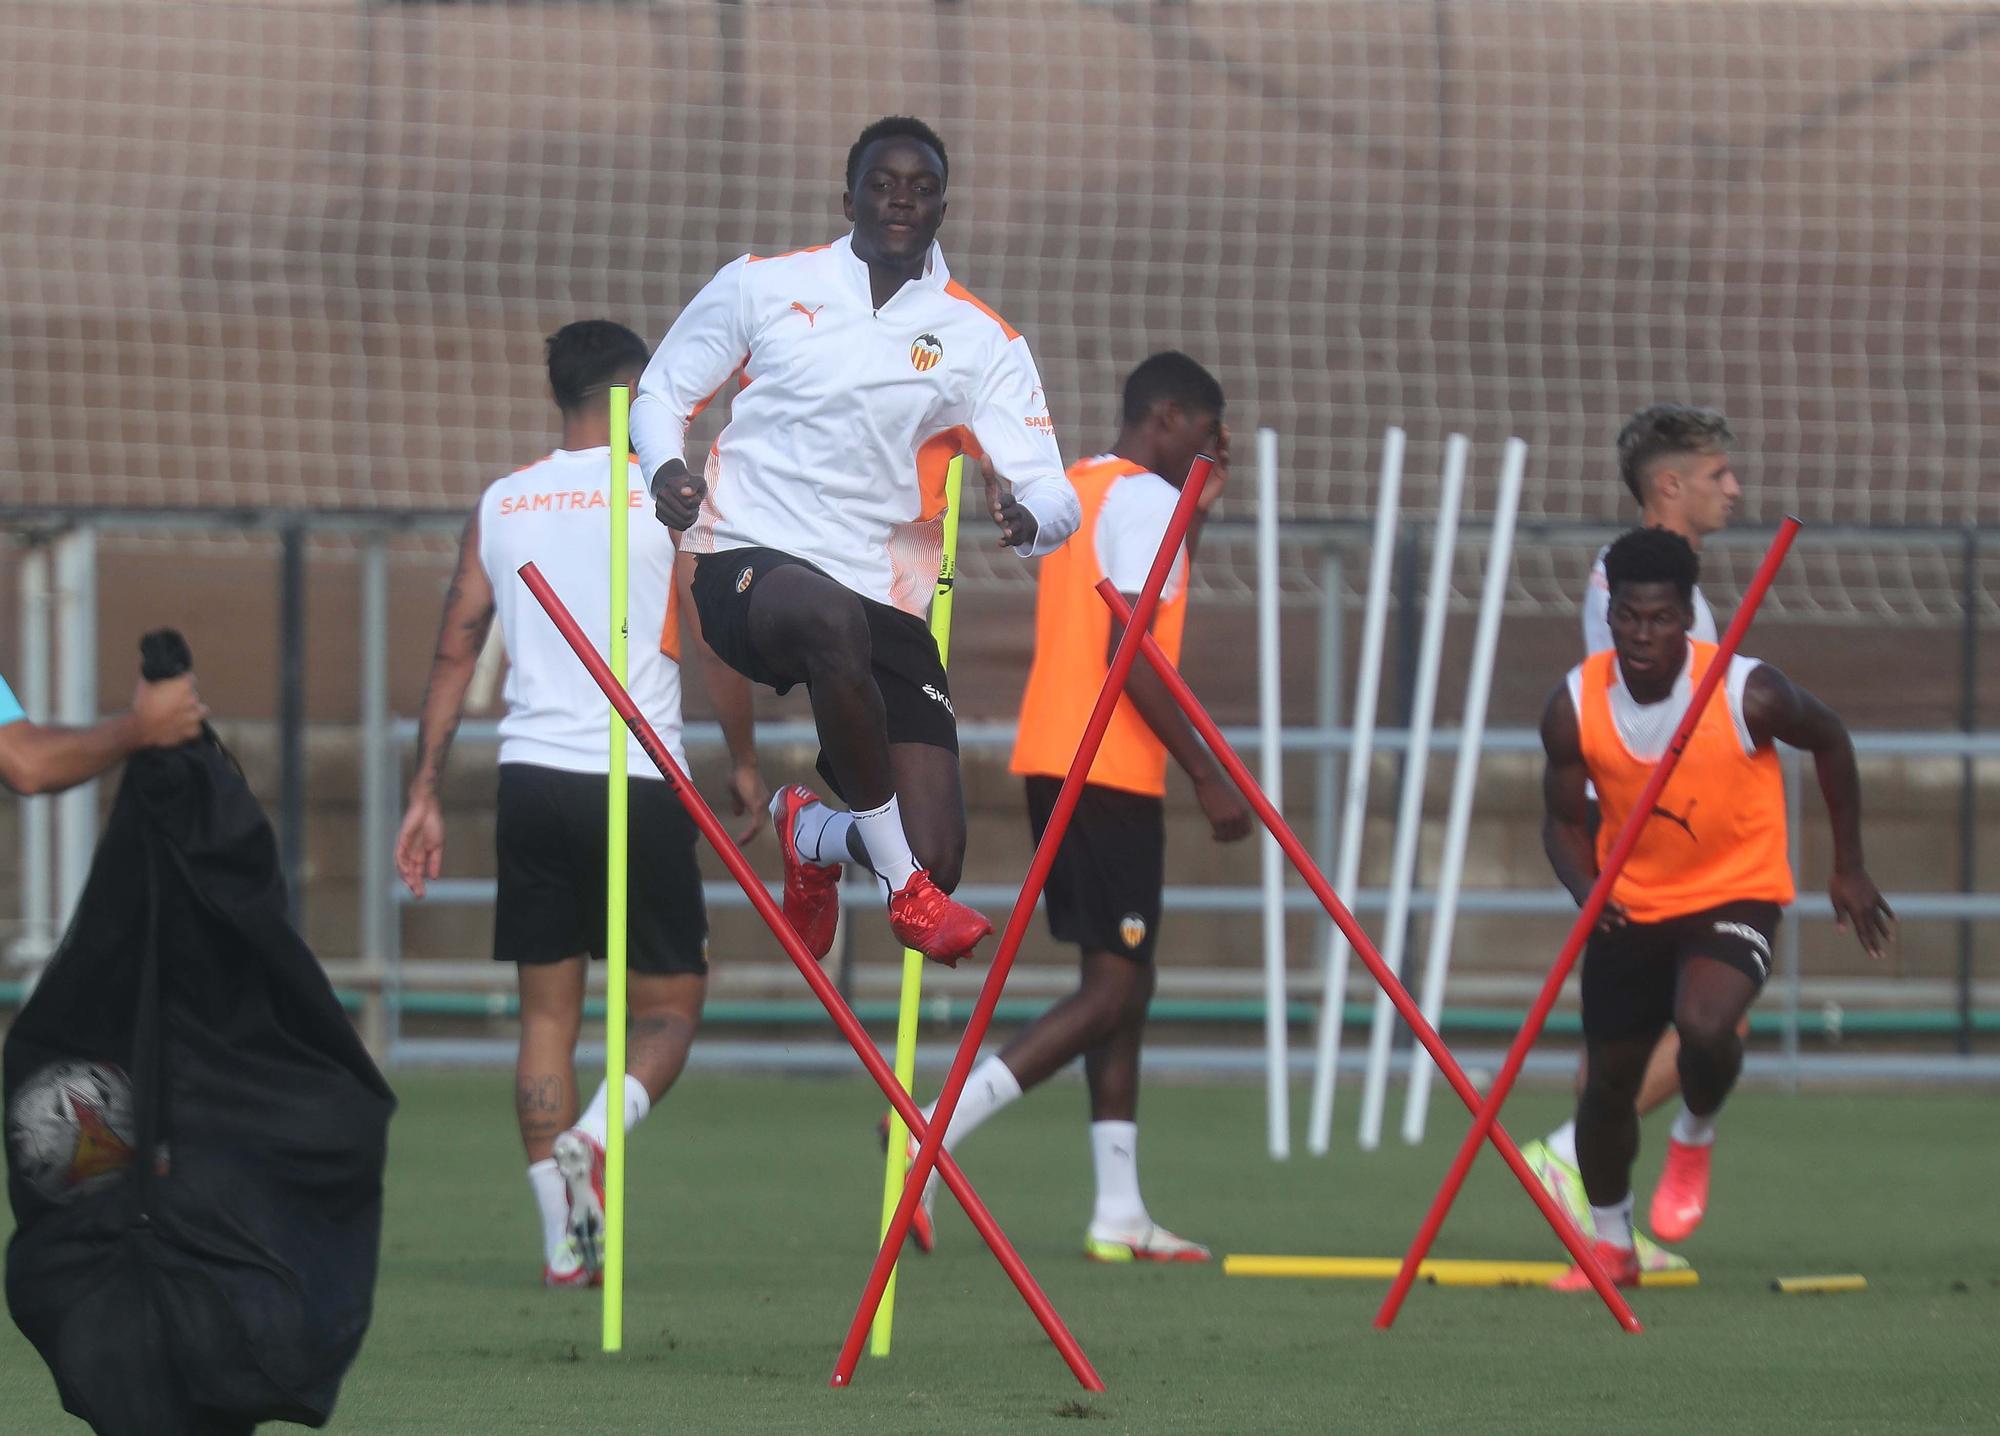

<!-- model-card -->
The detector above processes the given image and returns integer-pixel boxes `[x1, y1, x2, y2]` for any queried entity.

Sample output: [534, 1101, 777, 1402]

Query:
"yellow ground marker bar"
[1772, 1274, 1866, 1294]
[1222, 1255, 1699, 1289]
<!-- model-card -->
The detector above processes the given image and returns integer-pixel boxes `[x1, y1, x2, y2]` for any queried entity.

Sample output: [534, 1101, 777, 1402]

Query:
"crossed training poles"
[1376, 515, 1803, 1329]
[523, 467, 1786, 1388]
[518, 561, 1105, 1392]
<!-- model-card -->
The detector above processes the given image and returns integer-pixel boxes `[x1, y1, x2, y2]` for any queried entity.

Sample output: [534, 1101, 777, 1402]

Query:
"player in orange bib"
[1540, 527, 1894, 1288]
[891, 354, 1251, 1262]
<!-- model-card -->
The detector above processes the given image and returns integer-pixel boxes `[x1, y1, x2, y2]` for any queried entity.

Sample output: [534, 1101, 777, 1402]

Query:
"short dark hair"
[846, 115, 949, 191]
[1121, 351, 1225, 426]
[1615, 404, 1733, 503]
[545, 320, 649, 414]
[1603, 525, 1700, 608]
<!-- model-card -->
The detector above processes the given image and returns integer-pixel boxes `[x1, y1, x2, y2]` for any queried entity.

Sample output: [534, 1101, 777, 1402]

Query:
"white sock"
[1090, 1120, 1149, 1232]
[1589, 1195, 1635, 1251]
[919, 1054, 1023, 1153]
[1547, 1119, 1579, 1168]
[577, 1073, 653, 1148]
[852, 794, 920, 891]
[794, 802, 854, 867]
[1671, 1104, 1718, 1147]
[915, 1056, 1022, 1205]
[528, 1159, 569, 1257]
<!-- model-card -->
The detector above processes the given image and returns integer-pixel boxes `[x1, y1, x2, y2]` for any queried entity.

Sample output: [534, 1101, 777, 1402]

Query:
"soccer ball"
[6, 1060, 137, 1203]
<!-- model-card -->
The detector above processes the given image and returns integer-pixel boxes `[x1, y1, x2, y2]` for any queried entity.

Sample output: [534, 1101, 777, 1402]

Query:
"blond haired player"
[1542, 527, 1892, 1287]
[1525, 404, 1740, 1268]
[633, 116, 1078, 971]
[396, 321, 763, 1287]
[891, 353, 1250, 1262]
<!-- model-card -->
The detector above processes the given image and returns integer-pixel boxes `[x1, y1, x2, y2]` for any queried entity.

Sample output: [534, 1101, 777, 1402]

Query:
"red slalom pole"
[1098, 583, 1641, 1332]
[1377, 516, 1804, 1329]
[829, 456, 1216, 1388]
[518, 563, 1102, 1392]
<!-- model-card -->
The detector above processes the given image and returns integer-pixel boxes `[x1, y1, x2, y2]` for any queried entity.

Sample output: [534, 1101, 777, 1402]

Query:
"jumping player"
[1541, 527, 1893, 1286]
[892, 353, 1251, 1262]
[396, 321, 764, 1288]
[1525, 404, 1739, 1265]
[632, 115, 1078, 970]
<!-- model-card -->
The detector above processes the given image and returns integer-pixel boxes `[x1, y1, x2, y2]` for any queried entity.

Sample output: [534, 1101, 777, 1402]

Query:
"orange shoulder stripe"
[943, 280, 1021, 341]
[747, 244, 832, 264]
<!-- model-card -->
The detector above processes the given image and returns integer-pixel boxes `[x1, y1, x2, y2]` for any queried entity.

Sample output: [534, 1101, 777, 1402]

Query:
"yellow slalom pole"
[603, 385, 631, 1353]
[870, 453, 965, 1358]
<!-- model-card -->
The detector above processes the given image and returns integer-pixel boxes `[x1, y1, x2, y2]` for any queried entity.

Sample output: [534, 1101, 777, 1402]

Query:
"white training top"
[1091, 459, 1188, 601]
[477, 447, 686, 778]
[1566, 649, 1764, 761]
[631, 234, 1080, 615]
[1582, 543, 1718, 655]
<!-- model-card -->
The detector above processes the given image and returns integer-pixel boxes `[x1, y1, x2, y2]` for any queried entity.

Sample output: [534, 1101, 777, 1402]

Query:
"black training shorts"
[493, 763, 708, 974]
[1580, 898, 1780, 1043]
[1024, 775, 1167, 963]
[691, 548, 958, 798]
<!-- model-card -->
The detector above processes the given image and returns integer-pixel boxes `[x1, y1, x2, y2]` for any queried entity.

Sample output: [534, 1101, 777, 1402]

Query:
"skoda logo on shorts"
[735, 565, 755, 594]
[1119, 913, 1147, 950]
[910, 333, 944, 372]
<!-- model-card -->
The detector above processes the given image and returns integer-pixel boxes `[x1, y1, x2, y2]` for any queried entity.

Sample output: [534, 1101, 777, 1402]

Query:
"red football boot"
[886, 870, 992, 967]
[769, 785, 844, 960]
[874, 1114, 936, 1254]
[1649, 1137, 1714, 1243]
[1549, 1238, 1641, 1292]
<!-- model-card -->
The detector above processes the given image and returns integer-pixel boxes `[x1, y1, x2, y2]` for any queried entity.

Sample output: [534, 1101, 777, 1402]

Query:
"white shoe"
[552, 1128, 606, 1274]
[1084, 1220, 1211, 1264]
[543, 1234, 597, 1289]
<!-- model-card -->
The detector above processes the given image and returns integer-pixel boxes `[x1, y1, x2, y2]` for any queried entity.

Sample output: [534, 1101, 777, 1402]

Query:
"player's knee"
[519, 1001, 583, 1049]
[1673, 1002, 1741, 1056]
[1581, 1051, 1646, 1106]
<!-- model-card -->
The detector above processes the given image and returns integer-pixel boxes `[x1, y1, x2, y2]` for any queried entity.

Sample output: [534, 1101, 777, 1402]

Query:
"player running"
[890, 353, 1251, 1262]
[1540, 527, 1893, 1287]
[395, 321, 764, 1288]
[632, 115, 1078, 970]
[1524, 404, 1738, 1269]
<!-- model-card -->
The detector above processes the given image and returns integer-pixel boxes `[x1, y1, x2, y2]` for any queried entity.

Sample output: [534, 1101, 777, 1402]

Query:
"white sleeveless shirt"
[477, 447, 686, 777]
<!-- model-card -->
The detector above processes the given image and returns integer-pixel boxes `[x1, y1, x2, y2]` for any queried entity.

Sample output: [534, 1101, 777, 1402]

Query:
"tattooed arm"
[395, 513, 497, 898]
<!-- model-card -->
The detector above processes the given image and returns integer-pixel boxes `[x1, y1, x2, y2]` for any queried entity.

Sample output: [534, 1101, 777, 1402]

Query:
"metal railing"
[6, 505, 1995, 1086]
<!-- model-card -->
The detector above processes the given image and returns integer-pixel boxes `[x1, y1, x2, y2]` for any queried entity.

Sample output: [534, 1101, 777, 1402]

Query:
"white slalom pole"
[1401, 437, 1527, 1144]
[1305, 428, 1404, 1156]
[1256, 428, 1290, 1160]
[1356, 433, 1467, 1150]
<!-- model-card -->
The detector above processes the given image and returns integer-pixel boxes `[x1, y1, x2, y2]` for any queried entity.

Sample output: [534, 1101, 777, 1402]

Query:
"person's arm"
[967, 336, 1078, 555]
[1541, 681, 1623, 927]
[1183, 422, 1230, 561]
[1094, 474, 1248, 841]
[1103, 613, 1250, 842]
[675, 550, 767, 845]
[395, 512, 495, 898]
[0, 677, 207, 796]
[1741, 663, 1896, 958]
[634, 257, 752, 531]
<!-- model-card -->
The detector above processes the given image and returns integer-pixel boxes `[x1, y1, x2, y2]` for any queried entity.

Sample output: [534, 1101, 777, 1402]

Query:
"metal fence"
[5, 504, 1994, 1087]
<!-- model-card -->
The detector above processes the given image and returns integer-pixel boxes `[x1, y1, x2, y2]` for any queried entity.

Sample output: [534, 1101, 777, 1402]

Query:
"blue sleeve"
[0, 673, 25, 727]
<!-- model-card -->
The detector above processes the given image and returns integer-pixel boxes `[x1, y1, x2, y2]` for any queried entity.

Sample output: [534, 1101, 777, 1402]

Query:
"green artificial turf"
[4, 1073, 1996, 1433]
